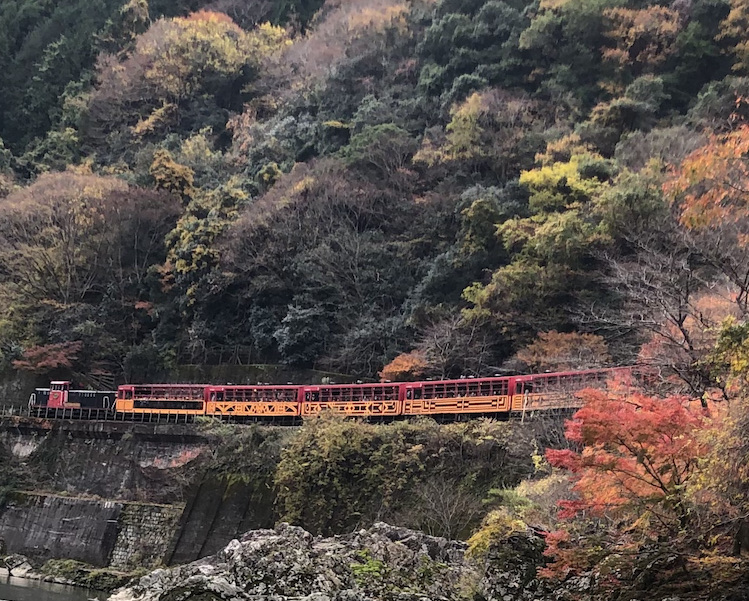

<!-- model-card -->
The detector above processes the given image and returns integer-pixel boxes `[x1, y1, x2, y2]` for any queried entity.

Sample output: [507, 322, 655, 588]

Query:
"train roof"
[404, 366, 627, 387]
[207, 384, 301, 390]
[119, 383, 210, 388]
[114, 366, 630, 391]
[303, 381, 399, 390]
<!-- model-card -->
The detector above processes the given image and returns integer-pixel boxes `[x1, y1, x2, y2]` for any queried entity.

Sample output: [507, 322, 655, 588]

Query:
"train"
[27, 367, 631, 421]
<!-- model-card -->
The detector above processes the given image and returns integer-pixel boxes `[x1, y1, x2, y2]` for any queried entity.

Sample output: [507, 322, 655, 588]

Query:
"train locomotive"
[28, 367, 630, 422]
[29, 381, 116, 412]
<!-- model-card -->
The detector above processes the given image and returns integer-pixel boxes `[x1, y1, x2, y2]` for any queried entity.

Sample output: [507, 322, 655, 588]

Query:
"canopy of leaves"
[0, 0, 745, 386]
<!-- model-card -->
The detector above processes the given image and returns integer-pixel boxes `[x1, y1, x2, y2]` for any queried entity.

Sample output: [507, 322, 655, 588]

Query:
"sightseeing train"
[28, 366, 631, 421]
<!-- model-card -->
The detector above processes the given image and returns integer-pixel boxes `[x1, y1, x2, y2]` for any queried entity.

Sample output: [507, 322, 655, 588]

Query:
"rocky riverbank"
[108, 521, 559, 601]
[109, 522, 484, 601]
[107, 522, 749, 601]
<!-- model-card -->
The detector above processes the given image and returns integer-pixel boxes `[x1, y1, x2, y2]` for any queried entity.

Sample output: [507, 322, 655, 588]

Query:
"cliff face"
[0, 419, 288, 570]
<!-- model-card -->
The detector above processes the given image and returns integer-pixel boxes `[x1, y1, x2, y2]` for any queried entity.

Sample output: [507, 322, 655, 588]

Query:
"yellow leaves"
[250, 22, 293, 54]
[178, 129, 221, 165]
[182, 10, 237, 25]
[519, 154, 607, 213]
[134, 13, 290, 103]
[414, 89, 537, 176]
[150, 149, 195, 203]
[535, 133, 593, 166]
[132, 102, 178, 138]
[347, 3, 409, 31]
[466, 508, 527, 558]
[720, 0, 749, 73]
[290, 175, 316, 197]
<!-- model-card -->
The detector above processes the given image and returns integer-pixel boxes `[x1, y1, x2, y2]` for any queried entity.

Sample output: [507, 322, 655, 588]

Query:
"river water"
[0, 576, 108, 601]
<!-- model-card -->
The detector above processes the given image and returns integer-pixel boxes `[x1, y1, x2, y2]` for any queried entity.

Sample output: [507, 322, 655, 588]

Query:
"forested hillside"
[1, 0, 748, 389]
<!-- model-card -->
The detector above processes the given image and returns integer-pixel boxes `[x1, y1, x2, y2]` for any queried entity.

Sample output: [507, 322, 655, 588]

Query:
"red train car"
[110, 366, 631, 421]
[301, 382, 401, 417]
[509, 367, 628, 412]
[205, 385, 302, 418]
[116, 383, 207, 415]
[403, 377, 511, 416]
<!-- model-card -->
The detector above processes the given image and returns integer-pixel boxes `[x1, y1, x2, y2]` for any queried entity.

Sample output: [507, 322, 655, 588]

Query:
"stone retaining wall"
[0, 492, 183, 569]
[109, 503, 183, 570]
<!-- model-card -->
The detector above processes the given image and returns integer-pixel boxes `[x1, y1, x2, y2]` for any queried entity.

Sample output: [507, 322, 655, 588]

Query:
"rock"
[108, 523, 478, 601]
[474, 529, 549, 601]
[2, 553, 35, 577]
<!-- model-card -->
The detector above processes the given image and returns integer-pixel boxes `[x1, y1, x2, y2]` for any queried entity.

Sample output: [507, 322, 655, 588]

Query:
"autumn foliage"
[547, 390, 707, 522]
[12, 341, 84, 373]
[665, 125, 749, 229]
[603, 7, 682, 74]
[379, 350, 428, 381]
[516, 331, 611, 373]
[542, 387, 714, 578]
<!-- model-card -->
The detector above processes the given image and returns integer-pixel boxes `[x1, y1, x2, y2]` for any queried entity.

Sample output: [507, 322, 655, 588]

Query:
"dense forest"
[9, 2, 749, 596]
[1, 0, 748, 393]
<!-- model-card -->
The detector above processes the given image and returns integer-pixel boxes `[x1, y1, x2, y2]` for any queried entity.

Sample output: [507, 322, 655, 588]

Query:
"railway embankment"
[0, 417, 292, 582]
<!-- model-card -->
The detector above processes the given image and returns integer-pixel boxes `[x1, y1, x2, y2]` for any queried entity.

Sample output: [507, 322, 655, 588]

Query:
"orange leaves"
[603, 7, 682, 74]
[379, 351, 428, 382]
[515, 330, 611, 373]
[12, 341, 84, 373]
[664, 125, 749, 230]
[541, 387, 744, 578]
[548, 389, 709, 526]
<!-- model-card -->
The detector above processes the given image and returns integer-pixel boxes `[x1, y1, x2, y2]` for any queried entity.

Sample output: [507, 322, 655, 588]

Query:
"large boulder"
[108, 522, 479, 601]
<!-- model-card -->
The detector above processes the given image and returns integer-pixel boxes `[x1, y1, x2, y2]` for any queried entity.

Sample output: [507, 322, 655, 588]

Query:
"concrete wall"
[0, 493, 122, 566]
[166, 473, 275, 565]
[0, 420, 282, 569]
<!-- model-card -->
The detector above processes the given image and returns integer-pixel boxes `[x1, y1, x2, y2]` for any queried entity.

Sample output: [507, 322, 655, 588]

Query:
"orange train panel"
[206, 401, 299, 417]
[301, 401, 401, 417]
[402, 395, 511, 415]
[511, 393, 582, 412]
